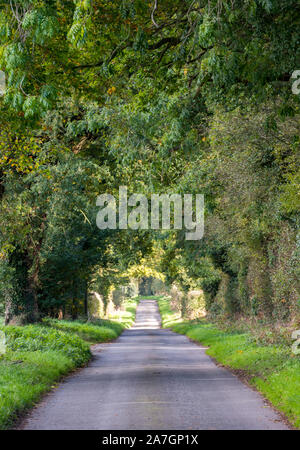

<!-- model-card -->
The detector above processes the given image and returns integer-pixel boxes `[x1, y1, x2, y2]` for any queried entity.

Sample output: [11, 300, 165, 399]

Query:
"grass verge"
[0, 297, 138, 429]
[43, 319, 119, 343]
[157, 296, 300, 429]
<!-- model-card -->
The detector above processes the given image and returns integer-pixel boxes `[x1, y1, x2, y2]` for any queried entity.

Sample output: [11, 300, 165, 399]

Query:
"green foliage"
[0, 1, 299, 424]
[43, 319, 118, 343]
[156, 296, 182, 328]
[0, 0, 298, 118]
[2, 324, 91, 365]
[108, 298, 140, 328]
[88, 318, 124, 335]
[0, 0, 298, 432]
[0, 322, 91, 429]
[0, 350, 77, 430]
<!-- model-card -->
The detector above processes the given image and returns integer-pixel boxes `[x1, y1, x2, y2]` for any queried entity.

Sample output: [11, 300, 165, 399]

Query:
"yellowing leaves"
[0, 128, 45, 175]
[107, 86, 116, 95]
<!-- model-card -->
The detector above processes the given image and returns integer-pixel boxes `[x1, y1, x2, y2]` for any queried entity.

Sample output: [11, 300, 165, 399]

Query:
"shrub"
[1, 324, 91, 365]
[42, 319, 118, 342]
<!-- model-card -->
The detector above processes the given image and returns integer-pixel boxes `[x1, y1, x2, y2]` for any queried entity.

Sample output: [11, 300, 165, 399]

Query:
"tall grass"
[43, 319, 118, 343]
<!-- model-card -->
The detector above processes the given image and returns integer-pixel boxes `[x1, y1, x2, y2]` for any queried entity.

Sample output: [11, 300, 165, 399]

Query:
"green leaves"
[0, 0, 299, 326]
[67, 18, 88, 48]
[3, 324, 91, 365]
[23, 95, 42, 118]
[257, 0, 273, 12]
[22, 8, 60, 45]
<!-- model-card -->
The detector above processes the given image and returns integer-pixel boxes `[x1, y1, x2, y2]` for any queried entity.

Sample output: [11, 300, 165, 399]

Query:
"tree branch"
[148, 36, 181, 50]
[72, 43, 129, 70]
[151, 0, 159, 28]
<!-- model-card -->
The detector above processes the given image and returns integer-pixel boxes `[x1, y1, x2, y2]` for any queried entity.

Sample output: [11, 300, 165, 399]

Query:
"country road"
[20, 300, 288, 430]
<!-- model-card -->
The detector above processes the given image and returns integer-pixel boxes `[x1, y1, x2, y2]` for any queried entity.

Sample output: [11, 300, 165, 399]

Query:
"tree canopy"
[0, 1, 299, 324]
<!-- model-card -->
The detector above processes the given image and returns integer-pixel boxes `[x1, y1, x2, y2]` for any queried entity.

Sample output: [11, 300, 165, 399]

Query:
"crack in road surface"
[20, 300, 288, 430]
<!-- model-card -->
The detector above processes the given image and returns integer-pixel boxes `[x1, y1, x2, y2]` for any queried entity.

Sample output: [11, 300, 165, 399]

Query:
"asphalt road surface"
[20, 299, 288, 430]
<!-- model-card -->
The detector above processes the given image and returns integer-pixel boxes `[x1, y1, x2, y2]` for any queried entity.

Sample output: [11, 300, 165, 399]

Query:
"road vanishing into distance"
[20, 300, 288, 430]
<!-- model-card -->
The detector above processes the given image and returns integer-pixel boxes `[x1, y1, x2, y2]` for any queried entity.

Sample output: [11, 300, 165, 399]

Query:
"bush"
[88, 318, 124, 335]
[2, 324, 91, 365]
[43, 319, 118, 342]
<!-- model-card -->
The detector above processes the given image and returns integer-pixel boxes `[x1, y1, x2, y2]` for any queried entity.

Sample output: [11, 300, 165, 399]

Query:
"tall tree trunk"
[84, 280, 88, 317]
[27, 265, 40, 322]
[25, 214, 47, 322]
[72, 281, 78, 320]
[4, 296, 14, 325]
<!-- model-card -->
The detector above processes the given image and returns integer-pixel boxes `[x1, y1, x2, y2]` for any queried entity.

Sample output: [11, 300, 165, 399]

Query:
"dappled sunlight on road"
[132, 299, 161, 330]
